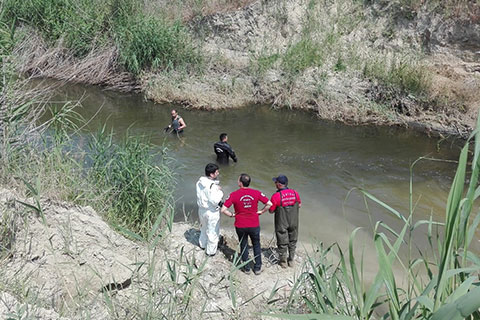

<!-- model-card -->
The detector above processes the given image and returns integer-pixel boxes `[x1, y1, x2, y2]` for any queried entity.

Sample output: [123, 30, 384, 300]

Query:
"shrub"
[115, 15, 201, 74]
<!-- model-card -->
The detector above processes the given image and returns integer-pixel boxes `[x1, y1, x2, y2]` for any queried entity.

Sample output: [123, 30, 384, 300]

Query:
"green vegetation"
[0, 30, 175, 245]
[115, 15, 201, 75]
[1, 0, 201, 74]
[362, 54, 432, 95]
[282, 39, 323, 76]
[88, 127, 175, 236]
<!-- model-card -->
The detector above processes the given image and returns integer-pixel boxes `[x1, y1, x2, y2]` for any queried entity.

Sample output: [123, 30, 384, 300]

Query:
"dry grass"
[13, 29, 139, 92]
[144, 68, 255, 109]
[145, 0, 256, 22]
[427, 56, 480, 113]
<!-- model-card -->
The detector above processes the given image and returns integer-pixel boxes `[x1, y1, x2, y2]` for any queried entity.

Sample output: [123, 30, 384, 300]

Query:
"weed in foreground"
[87, 126, 175, 238]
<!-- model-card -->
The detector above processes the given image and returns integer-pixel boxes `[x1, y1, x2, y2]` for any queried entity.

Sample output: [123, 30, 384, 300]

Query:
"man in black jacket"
[214, 133, 238, 164]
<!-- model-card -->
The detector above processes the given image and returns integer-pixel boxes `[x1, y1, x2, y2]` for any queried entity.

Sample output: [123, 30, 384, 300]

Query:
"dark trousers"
[274, 204, 299, 262]
[235, 226, 262, 271]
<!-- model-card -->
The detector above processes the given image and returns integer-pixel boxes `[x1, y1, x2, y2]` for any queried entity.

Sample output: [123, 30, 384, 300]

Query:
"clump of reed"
[87, 126, 175, 237]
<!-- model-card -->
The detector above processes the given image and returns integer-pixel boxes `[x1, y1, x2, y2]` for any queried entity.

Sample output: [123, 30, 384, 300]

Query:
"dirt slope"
[0, 188, 306, 319]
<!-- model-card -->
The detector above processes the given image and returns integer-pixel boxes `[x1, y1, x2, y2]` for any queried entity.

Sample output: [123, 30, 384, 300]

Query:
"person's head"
[219, 133, 228, 142]
[171, 109, 178, 118]
[238, 173, 251, 187]
[205, 163, 219, 179]
[272, 174, 288, 188]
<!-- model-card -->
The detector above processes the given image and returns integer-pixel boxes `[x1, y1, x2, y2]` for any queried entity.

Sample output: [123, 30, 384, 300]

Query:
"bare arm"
[221, 205, 235, 218]
[178, 118, 186, 131]
[257, 200, 272, 215]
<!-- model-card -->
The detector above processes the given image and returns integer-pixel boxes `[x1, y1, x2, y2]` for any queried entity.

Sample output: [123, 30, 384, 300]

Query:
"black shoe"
[254, 269, 262, 275]
[206, 252, 216, 257]
[242, 267, 251, 275]
[219, 235, 225, 246]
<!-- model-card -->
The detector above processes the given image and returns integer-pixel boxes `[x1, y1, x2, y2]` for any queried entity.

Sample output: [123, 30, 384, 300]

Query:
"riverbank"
[0, 188, 308, 319]
[9, 0, 480, 138]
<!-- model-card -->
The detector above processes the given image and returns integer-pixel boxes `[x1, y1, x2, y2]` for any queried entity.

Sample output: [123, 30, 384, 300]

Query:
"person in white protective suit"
[196, 163, 224, 256]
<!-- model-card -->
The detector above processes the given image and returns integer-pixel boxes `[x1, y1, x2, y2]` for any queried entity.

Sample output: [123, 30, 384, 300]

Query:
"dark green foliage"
[88, 128, 175, 236]
[116, 15, 201, 74]
[334, 56, 346, 72]
[1, 0, 201, 73]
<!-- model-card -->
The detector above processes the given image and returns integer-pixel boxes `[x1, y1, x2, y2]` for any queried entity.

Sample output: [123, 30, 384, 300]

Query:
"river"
[50, 82, 468, 270]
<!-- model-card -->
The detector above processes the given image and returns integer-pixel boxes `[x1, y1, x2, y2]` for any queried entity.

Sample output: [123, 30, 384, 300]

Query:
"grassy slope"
[3, 0, 479, 136]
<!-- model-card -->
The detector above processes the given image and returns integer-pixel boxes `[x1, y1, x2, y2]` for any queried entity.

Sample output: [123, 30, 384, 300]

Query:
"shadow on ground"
[184, 227, 280, 268]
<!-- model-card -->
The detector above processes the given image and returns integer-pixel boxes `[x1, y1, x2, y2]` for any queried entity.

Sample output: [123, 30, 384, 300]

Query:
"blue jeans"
[235, 226, 261, 271]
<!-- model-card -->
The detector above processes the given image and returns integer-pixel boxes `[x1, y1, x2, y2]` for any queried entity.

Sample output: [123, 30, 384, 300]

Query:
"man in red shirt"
[221, 173, 272, 275]
[269, 174, 301, 268]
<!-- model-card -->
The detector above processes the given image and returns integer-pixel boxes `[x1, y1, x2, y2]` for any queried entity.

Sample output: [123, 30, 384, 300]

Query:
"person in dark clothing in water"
[214, 133, 238, 164]
[269, 174, 301, 269]
[165, 109, 187, 133]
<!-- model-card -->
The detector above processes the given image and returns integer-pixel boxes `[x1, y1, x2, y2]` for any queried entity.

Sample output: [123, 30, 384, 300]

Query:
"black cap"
[272, 175, 288, 185]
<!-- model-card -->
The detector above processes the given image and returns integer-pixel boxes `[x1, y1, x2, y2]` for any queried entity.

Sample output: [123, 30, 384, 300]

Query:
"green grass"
[1, 0, 201, 74]
[2, 0, 112, 56]
[362, 54, 432, 96]
[115, 14, 201, 75]
[87, 126, 175, 237]
[281, 39, 324, 76]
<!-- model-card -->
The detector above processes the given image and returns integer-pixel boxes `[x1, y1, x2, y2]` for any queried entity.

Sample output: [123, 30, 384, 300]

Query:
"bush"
[115, 15, 201, 74]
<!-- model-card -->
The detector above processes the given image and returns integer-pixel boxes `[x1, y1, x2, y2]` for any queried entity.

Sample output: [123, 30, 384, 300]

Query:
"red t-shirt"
[224, 188, 269, 228]
[269, 188, 301, 212]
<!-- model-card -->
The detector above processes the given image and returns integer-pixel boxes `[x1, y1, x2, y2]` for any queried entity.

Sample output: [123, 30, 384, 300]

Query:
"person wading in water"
[214, 133, 238, 164]
[165, 109, 187, 134]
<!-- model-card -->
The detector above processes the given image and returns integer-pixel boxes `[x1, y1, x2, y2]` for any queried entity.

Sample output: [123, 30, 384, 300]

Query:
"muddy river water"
[51, 83, 469, 266]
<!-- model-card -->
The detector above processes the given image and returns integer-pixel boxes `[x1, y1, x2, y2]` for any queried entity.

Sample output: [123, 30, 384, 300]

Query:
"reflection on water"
[45, 82, 472, 261]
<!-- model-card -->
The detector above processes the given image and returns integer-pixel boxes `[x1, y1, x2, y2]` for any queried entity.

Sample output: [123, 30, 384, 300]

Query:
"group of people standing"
[165, 109, 302, 274]
[196, 164, 301, 275]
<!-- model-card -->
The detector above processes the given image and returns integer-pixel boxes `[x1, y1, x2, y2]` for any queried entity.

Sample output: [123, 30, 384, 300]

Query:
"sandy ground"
[0, 188, 312, 319]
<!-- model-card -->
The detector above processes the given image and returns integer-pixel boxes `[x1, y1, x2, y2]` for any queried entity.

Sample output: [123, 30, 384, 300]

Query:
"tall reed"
[87, 126, 175, 237]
